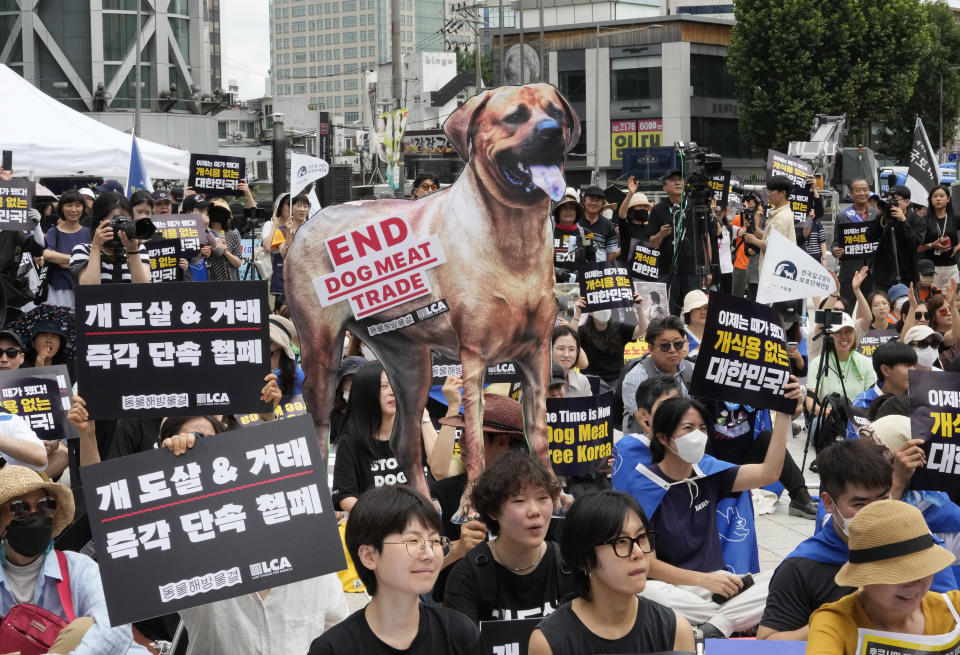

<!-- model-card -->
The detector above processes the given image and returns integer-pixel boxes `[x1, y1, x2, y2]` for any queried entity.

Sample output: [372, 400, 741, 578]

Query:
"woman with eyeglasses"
[551, 326, 591, 398]
[528, 490, 695, 655]
[903, 325, 944, 371]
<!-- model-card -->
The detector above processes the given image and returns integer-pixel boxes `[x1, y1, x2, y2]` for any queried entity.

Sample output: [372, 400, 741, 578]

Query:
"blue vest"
[612, 433, 760, 575]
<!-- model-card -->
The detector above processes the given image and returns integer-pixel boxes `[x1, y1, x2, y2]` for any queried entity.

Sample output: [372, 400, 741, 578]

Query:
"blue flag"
[125, 133, 153, 198]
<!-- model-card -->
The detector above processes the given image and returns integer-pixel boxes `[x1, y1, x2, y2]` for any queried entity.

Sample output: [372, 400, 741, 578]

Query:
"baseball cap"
[832, 312, 857, 332]
[95, 180, 123, 194]
[628, 193, 653, 209]
[660, 168, 682, 182]
[78, 188, 96, 200]
[549, 363, 566, 387]
[887, 283, 909, 305]
[919, 259, 935, 276]
[904, 325, 941, 345]
[582, 185, 605, 199]
[0, 330, 24, 350]
[682, 289, 709, 316]
[152, 190, 172, 202]
[170, 187, 184, 201]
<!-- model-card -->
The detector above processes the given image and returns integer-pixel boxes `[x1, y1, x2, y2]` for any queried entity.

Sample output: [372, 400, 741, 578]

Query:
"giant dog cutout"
[285, 83, 580, 515]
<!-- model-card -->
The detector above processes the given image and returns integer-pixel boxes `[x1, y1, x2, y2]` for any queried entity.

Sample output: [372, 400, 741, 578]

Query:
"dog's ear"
[552, 86, 582, 154]
[443, 90, 493, 162]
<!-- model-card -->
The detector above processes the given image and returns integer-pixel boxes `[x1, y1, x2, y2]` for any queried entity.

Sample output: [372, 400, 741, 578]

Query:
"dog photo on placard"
[284, 83, 581, 517]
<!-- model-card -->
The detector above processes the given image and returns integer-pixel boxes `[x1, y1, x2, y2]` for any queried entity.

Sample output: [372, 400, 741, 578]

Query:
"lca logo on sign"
[250, 556, 292, 579]
[196, 392, 230, 405]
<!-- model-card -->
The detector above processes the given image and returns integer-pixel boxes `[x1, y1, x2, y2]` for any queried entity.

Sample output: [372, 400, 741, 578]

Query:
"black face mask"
[629, 209, 649, 222]
[5, 513, 53, 559]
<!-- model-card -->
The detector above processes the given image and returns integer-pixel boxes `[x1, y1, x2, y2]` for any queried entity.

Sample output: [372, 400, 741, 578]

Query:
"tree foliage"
[727, 0, 930, 156]
[455, 50, 494, 88]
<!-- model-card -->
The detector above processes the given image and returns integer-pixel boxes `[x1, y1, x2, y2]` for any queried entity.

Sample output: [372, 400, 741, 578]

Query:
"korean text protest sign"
[146, 238, 182, 283]
[628, 241, 660, 282]
[766, 150, 812, 188]
[312, 215, 447, 320]
[430, 352, 520, 386]
[81, 415, 344, 625]
[908, 371, 960, 494]
[857, 329, 898, 357]
[856, 622, 960, 655]
[234, 394, 308, 428]
[840, 221, 879, 257]
[0, 365, 74, 440]
[547, 392, 613, 476]
[188, 154, 245, 195]
[76, 281, 272, 418]
[787, 187, 812, 224]
[579, 262, 634, 312]
[481, 618, 540, 655]
[150, 214, 204, 255]
[756, 231, 836, 304]
[0, 180, 35, 231]
[690, 294, 794, 414]
[709, 171, 731, 207]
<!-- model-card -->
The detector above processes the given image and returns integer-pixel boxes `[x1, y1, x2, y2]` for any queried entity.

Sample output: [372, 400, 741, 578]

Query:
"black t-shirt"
[308, 604, 484, 655]
[924, 212, 960, 267]
[443, 541, 563, 623]
[760, 557, 854, 632]
[578, 321, 636, 384]
[648, 465, 739, 572]
[332, 435, 408, 508]
[537, 598, 676, 655]
[617, 218, 651, 266]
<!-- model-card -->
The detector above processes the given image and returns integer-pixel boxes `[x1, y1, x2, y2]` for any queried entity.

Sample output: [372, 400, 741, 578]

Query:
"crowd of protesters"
[0, 162, 955, 655]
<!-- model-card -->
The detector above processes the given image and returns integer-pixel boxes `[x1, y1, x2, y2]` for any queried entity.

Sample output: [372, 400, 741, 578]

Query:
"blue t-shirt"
[273, 365, 305, 395]
[648, 464, 740, 572]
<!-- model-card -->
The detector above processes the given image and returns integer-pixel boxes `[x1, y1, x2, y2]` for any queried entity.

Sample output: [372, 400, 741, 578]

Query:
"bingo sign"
[313, 215, 447, 320]
[81, 415, 344, 625]
[611, 119, 663, 161]
[547, 392, 614, 476]
[690, 294, 794, 414]
[188, 154, 245, 195]
[0, 180, 34, 231]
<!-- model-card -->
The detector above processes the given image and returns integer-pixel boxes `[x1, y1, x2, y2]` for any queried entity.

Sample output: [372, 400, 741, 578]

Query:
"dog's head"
[443, 83, 581, 203]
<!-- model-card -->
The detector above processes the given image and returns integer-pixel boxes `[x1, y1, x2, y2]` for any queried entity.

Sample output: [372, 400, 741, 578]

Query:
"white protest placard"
[756, 230, 836, 304]
[291, 153, 329, 196]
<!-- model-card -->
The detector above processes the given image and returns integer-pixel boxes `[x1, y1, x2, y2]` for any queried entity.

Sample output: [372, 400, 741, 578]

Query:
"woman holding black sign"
[70, 193, 150, 285]
[41, 189, 89, 308]
[529, 490, 695, 654]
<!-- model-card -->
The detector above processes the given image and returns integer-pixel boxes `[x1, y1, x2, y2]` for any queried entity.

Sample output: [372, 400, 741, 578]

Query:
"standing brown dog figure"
[284, 83, 580, 517]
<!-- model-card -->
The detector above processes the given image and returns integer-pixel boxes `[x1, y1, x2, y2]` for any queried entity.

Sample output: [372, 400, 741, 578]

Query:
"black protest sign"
[234, 394, 308, 428]
[788, 187, 812, 224]
[76, 281, 272, 418]
[0, 365, 74, 440]
[709, 171, 731, 207]
[840, 220, 879, 257]
[150, 214, 204, 255]
[629, 240, 660, 282]
[481, 618, 540, 655]
[81, 415, 344, 625]
[690, 293, 794, 414]
[908, 371, 960, 494]
[766, 149, 812, 188]
[857, 329, 898, 357]
[188, 154, 245, 195]
[146, 238, 182, 283]
[847, 404, 870, 439]
[547, 392, 613, 476]
[0, 180, 35, 231]
[430, 352, 520, 386]
[579, 262, 635, 312]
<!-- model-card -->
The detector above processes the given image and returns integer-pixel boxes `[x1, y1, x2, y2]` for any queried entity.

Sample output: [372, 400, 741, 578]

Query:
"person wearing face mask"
[807, 500, 960, 655]
[0, 466, 151, 653]
[905, 325, 944, 370]
[573, 294, 647, 393]
[759, 439, 958, 642]
[330, 356, 366, 445]
[616, 177, 655, 268]
[618, 391, 801, 639]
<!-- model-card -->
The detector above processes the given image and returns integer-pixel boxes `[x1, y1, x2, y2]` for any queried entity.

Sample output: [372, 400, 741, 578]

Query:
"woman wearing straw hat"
[807, 499, 960, 654]
[0, 465, 150, 653]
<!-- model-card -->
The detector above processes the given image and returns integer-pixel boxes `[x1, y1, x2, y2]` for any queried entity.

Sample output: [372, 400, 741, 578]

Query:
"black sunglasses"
[0, 348, 23, 359]
[911, 338, 942, 349]
[7, 496, 57, 521]
[656, 340, 685, 352]
[915, 311, 930, 321]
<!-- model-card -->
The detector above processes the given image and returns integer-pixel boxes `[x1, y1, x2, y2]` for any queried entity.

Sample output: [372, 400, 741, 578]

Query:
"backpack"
[466, 541, 579, 620]
[811, 392, 850, 454]
[0, 550, 74, 655]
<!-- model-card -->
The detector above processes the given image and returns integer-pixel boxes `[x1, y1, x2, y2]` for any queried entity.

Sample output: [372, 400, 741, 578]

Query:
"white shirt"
[0, 413, 46, 471]
[179, 574, 348, 655]
[718, 222, 734, 274]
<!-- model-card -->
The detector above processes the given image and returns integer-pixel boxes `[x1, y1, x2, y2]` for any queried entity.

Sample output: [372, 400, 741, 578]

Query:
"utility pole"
[391, 0, 404, 195]
[518, 3, 524, 84]
[134, 1, 143, 135]
[475, 3, 483, 90]
[538, 0, 544, 82]
[498, 0, 504, 85]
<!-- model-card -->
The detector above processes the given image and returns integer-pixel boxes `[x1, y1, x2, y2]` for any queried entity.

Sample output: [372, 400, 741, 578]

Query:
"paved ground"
[756, 428, 821, 572]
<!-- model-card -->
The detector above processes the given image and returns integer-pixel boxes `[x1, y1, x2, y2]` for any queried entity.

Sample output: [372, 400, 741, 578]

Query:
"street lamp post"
[939, 65, 960, 163]
[591, 24, 661, 185]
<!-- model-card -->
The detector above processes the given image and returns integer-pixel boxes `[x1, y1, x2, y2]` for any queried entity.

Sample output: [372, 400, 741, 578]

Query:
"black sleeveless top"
[536, 598, 676, 654]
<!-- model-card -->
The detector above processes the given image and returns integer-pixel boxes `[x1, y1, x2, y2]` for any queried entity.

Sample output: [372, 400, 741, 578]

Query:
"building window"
[345, 111, 359, 122]
[691, 117, 746, 158]
[292, 4, 306, 16]
[218, 122, 228, 139]
[294, 52, 307, 63]
[342, 0, 356, 9]
[344, 94, 359, 105]
[691, 55, 735, 99]
[344, 78, 359, 90]
[611, 56, 661, 101]
[293, 83, 307, 94]
[344, 47, 357, 58]
[344, 31, 357, 42]
[344, 63, 358, 73]
[558, 70, 586, 102]
[293, 68, 307, 78]
[292, 21, 306, 31]
[293, 36, 306, 47]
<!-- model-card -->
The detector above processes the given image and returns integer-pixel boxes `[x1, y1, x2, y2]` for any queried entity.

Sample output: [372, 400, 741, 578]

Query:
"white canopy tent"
[0, 64, 190, 180]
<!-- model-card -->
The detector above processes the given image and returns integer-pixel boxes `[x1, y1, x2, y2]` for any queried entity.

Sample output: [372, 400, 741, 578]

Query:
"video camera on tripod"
[674, 142, 724, 282]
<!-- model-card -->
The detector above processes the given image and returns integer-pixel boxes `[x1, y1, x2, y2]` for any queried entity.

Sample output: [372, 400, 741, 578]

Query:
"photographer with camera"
[71, 192, 152, 285]
[731, 192, 764, 299]
[744, 176, 797, 272]
[864, 185, 924, 290]
[831, 179, 879, 308]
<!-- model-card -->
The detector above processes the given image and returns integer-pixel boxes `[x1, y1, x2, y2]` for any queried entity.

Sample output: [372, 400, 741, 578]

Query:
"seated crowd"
[0, 167, 955, 654]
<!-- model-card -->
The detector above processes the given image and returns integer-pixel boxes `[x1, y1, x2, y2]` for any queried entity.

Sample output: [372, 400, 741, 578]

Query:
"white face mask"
[342, 391, 350, 403]
[829, 496, 853, 538]
[916, 346, 940, 368]
[593, 309, 612, 323]
[669, 429, 708, 464]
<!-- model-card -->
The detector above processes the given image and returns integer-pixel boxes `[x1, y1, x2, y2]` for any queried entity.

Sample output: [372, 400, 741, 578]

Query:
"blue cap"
[95, 180, 124, 194]
[888, 283, 909, 304]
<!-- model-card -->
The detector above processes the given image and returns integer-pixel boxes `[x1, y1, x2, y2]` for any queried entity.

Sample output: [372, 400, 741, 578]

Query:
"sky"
[221, 0, 271, 100]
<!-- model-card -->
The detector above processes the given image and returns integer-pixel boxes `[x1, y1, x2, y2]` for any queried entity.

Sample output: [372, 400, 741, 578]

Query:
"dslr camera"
[105, 217, 156, 250]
